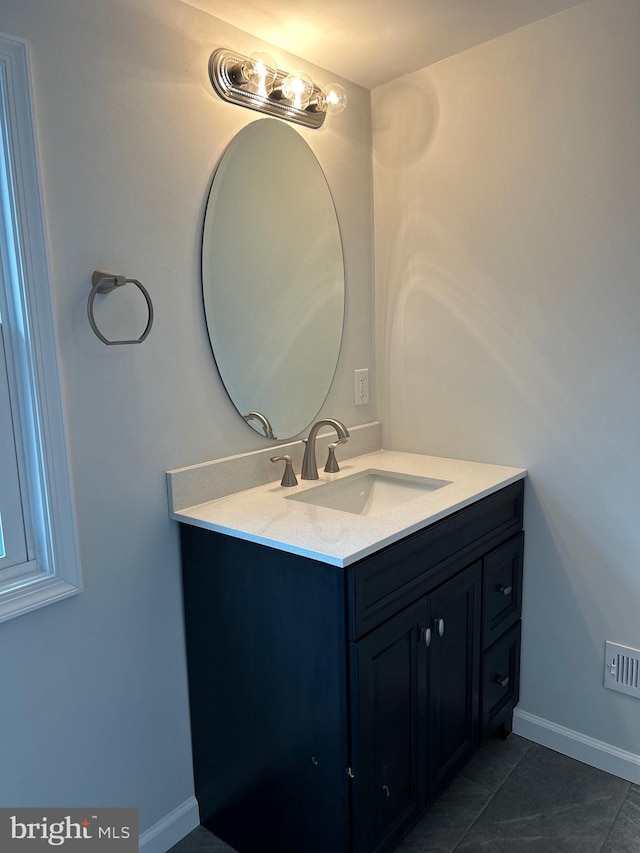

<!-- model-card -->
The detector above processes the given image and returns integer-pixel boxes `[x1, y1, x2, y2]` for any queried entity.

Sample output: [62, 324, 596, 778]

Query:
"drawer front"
[482, 532, 524, 650]
[348, 481, 524, 640]
[481, 622, 521, 739]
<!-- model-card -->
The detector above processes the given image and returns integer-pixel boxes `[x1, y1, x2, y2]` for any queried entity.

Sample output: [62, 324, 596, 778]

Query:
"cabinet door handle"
[421, 627, 432, 647]
[434, 618, 445, 637]
[382, 784, 390, 798]
[497, 584, 512, 596]
[494, 674, 510, 688]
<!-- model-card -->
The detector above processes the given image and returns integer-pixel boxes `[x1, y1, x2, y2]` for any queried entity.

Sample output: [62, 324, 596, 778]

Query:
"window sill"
[0, 571, 82, 623]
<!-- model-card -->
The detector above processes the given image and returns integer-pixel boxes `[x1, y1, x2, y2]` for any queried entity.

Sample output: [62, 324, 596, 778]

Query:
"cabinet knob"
[494, 674, 510, 688]
[434, 618, 445, 637]
[497, 584, 512, 596]
[421, 627, 432, 647]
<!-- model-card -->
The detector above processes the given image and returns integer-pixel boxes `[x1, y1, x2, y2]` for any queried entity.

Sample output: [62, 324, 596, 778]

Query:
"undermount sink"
[286, 469, 452, 517]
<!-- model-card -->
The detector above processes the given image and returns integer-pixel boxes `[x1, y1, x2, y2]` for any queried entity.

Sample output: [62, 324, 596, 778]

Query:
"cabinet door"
[350, 598, 428, 853]
[428, 561, 482, 797]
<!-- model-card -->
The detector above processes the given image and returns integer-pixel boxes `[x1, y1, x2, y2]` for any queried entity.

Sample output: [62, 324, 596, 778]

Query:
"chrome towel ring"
[88, 269, 154, 346]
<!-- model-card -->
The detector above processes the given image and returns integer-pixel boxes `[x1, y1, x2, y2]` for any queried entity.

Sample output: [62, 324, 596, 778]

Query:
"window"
[0, 317, 29, 574]
[0, 33, 81, 621]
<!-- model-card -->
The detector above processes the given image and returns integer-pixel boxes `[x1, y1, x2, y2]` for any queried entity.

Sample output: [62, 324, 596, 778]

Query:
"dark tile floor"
[169, 735, 640, 853]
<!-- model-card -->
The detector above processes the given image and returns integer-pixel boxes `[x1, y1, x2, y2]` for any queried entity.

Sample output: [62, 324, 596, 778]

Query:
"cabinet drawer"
[481, 622, 521, 739]
[348, 481, 524, 640]
[482, 533, 523, 650]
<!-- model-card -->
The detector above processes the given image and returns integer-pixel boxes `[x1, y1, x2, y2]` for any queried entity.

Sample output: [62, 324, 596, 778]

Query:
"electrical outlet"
[354, 368, 369, 406]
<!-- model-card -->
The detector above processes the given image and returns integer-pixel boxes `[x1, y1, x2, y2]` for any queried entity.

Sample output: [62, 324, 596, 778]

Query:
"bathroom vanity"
[172, 450, 525, 853]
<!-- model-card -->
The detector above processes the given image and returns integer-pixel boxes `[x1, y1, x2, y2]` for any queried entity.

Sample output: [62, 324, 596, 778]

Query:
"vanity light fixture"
[209, 48, 347, 130]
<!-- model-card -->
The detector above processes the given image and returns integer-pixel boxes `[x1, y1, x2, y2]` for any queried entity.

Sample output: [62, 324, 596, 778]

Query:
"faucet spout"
[301, 418, 350, 480]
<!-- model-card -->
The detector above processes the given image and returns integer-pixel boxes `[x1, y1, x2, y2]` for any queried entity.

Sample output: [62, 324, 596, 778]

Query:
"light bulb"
[320, 83, 348, 115]
[232, 51, 277, 97]
[281, 70, 314, 109]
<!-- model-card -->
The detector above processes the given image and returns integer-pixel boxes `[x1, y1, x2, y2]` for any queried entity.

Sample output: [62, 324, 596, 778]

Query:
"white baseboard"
[139, 796, 199, 853]
[513, 708, 640, 784]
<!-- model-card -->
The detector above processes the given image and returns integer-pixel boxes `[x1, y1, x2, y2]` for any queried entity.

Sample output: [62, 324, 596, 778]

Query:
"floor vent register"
[605, 641, 640, 698]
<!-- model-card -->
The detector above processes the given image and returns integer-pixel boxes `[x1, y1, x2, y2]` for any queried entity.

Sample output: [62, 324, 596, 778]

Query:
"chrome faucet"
[300, 418, 350, 480]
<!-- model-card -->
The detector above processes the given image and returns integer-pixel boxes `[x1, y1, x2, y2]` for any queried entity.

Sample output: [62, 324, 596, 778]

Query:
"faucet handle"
[270, 455, 298, 487]
[324, 439, 348, 474]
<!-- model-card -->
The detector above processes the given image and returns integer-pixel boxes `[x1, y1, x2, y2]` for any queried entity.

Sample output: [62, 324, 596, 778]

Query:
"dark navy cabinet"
[179, 479, 524, 853]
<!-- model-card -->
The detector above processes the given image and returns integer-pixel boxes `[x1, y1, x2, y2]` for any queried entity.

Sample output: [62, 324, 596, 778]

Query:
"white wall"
[0, 0, 374, 845]
[374, 0, 640, 762]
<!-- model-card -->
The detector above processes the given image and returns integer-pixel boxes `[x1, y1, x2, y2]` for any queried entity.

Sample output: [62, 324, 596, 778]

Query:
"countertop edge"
[171, 465, 526, 567]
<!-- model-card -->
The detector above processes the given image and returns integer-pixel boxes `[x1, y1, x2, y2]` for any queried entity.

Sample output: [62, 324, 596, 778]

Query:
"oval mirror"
[202, 119, 345, 440]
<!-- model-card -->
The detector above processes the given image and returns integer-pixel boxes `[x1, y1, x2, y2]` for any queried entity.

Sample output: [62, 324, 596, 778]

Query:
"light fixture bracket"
[209, 49, 327, 130]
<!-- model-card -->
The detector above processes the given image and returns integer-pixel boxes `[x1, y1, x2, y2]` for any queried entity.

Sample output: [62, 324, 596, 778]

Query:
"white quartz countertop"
[171, 450, 526, 567]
